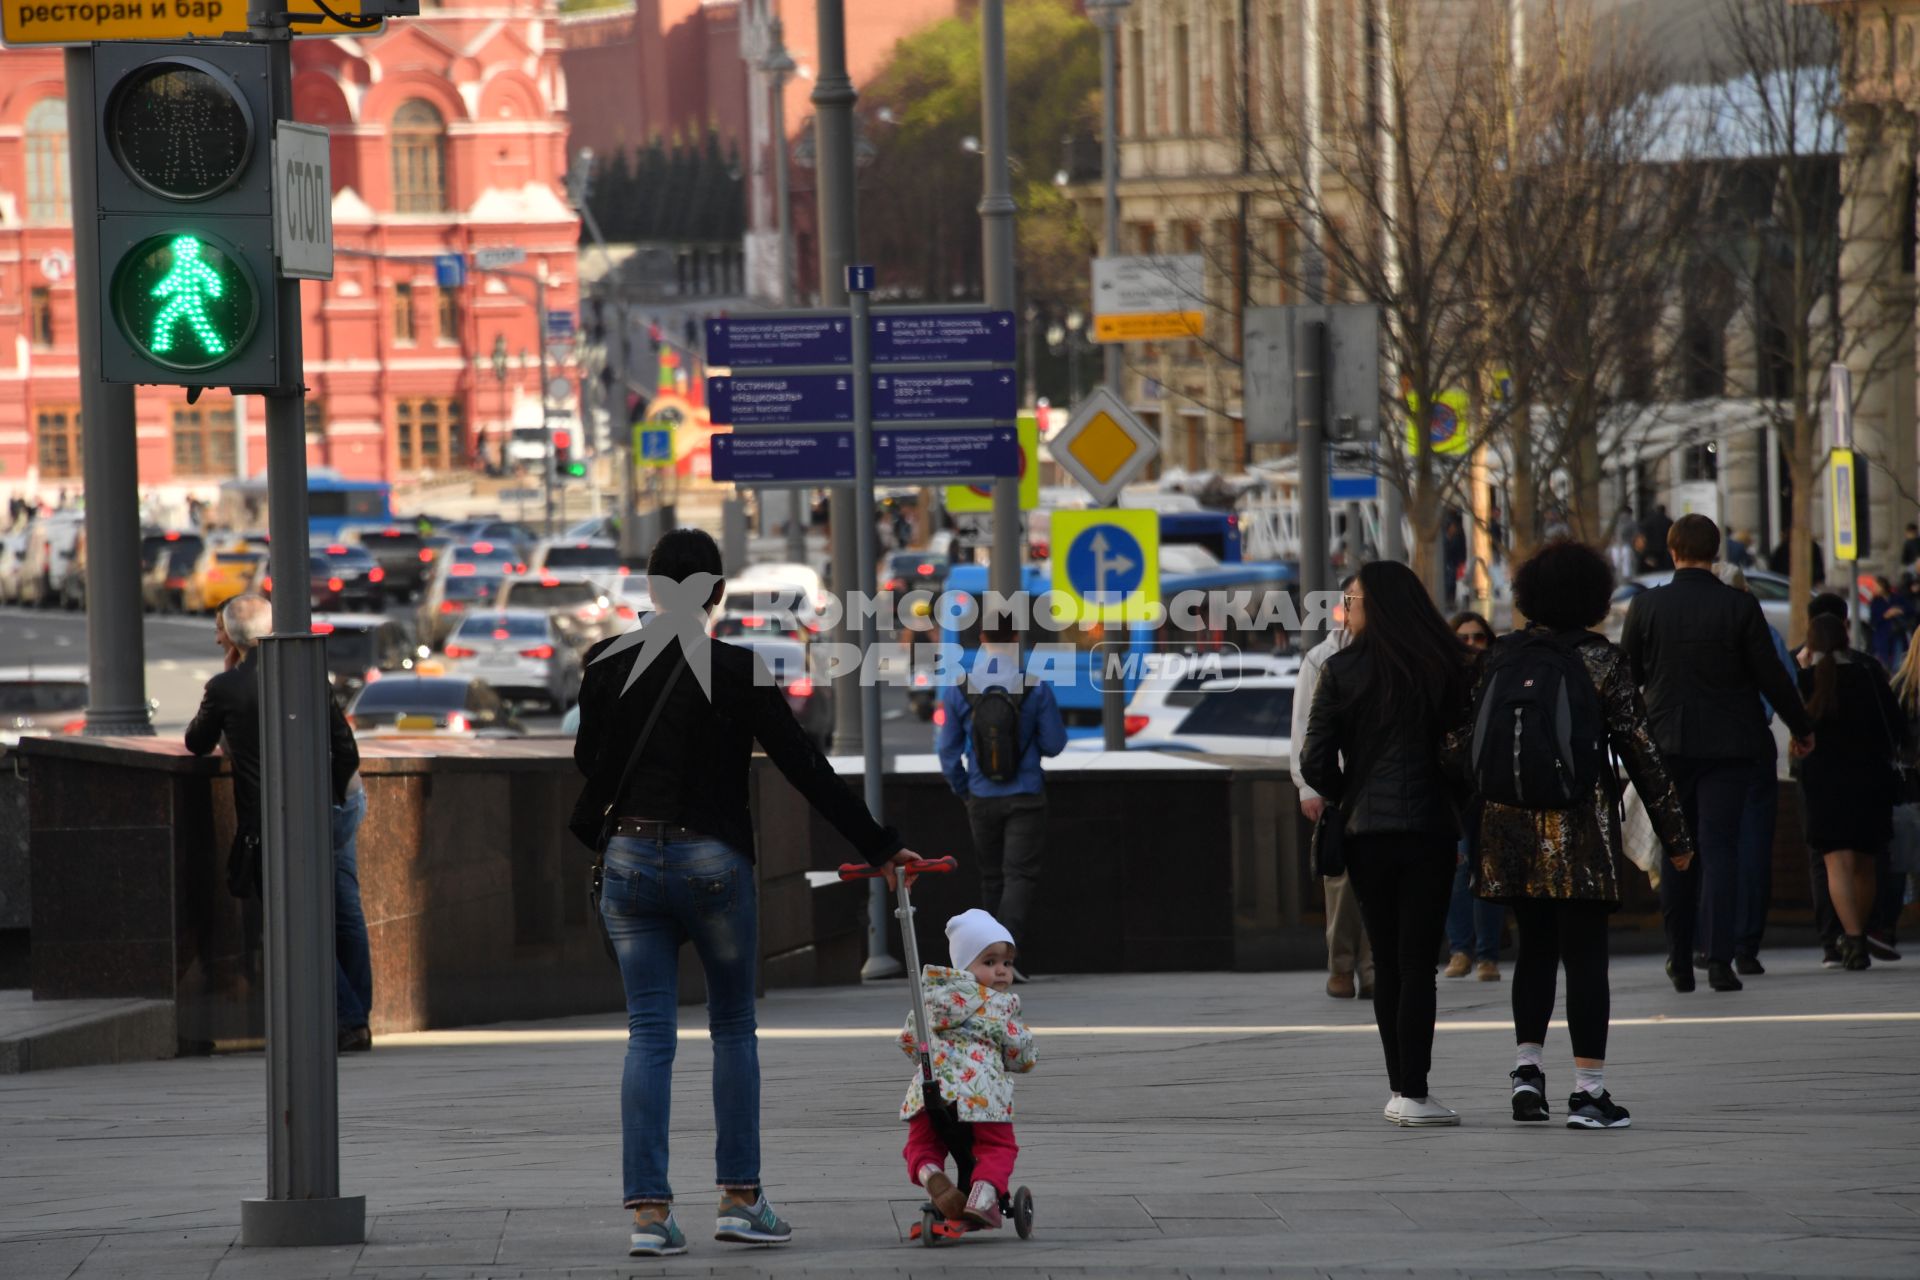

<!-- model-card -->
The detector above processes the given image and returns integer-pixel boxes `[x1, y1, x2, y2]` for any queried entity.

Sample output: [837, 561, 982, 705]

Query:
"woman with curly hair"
[1450, 540, 1694, 1130]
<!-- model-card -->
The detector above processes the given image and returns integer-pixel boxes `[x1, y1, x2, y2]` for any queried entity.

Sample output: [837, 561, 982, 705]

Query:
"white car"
[440, 607, 583, 711]
[1123, 675, 1298, 758]
[1064, 650, 1302, 750]
[725, 562, 826, 632]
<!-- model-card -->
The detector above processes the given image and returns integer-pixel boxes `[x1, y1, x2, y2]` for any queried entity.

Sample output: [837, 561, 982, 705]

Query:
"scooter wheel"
[920, 1207, 941, 1247]
[1012, 1186, 1034, 1239]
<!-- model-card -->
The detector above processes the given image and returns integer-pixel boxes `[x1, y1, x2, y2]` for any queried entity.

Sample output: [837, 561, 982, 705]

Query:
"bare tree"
[1713, 0, 1910, 643]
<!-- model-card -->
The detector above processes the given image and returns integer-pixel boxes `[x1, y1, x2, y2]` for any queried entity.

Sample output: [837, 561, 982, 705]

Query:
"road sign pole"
[538, 276, 556, 537]
[65, 47, 152, 737]
[982, 0, 1022, 606]
[849, 275, 899, 980]
[1100, 494, 1127, 748]
[240, 0, 363, 1248]
[1297, 320, 1330, 648]
[1093, 0, 1127, 398]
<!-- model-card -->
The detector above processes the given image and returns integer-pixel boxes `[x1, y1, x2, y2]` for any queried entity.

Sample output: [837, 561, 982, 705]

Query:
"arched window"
[25, 98, 69, 223]
[390, 99, 447, 213]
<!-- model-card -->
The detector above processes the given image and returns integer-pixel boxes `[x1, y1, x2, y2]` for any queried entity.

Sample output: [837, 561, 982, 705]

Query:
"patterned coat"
[1446, 630, 1693, 905]
[897, 966, 1038, 1123]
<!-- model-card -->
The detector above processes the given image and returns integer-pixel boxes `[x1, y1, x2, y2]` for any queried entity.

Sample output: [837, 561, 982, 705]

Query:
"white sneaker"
[1394, 1095, 1461, 1127]
[1383, 1093, 1404, 1124]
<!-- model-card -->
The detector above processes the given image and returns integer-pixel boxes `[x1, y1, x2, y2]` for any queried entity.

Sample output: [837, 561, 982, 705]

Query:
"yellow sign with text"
[1, 0, 377, 46]
[1829, 447, 1859, 563]
[1092, 311, 1205, 343]
[945, 413, 1039, 513]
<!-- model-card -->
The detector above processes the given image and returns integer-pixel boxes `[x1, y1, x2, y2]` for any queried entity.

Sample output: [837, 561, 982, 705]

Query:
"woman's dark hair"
[1343, 560, 1466, 725]
[1804, 612, 1849, 721]
[1809, 591, 1849, 621]
[1448, 609, 1493, 638]
[647, 527, 725, 607]
[1512, 539, 1615, 630]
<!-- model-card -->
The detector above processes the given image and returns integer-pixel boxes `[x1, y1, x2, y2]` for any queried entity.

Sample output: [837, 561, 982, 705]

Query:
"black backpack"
[1470, 631, 1608, 810]
[964, 683, 1026, 784]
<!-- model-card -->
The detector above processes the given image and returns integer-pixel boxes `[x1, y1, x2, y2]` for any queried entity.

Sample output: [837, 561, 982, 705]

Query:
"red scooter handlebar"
[837, 856, 957, 882]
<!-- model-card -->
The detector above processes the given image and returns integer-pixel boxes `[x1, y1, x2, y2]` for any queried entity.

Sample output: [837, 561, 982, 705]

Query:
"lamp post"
[763, 23, 797, 310]
[979, 0, 1021, 605]
[1087, 0, 1130, 397]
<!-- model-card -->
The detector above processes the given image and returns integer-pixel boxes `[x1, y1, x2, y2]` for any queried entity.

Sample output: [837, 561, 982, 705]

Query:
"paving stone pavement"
[1, 950, 1916, 1279]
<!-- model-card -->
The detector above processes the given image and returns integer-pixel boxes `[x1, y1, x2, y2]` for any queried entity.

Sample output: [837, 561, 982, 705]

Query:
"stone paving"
[1, 950, 1916, 1278]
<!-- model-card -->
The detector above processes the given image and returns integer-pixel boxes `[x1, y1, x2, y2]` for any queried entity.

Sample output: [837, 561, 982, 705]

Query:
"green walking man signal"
[149, 235, 228, 357]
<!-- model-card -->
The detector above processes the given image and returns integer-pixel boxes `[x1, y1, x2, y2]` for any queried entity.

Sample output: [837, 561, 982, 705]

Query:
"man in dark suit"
[186, 593, 373, 1051]
[1622, 516, 1814, 994]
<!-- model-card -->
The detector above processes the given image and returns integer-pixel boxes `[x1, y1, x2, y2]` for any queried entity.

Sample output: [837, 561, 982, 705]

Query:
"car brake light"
[473, 542, 493, 553]
[520, 644, 555, 659]
[575, 543, 589, 549]
[440, 601, 462, 613]
[327, 577, 344, 592]
[369, 567, 385, 583]
[492, 628, 512, 639]
[884, 578, 905, 593]
[311, 622, 334, 635]
[419, 548, 435, 562]
[917, 562, 934, 575]
[166, 576, 185, 588]
[932, 705, 946, 726]
[164, 532, 180, 541]
[787, 676, 813, 698]
[616, 605, 636, 619]
[1124, 715, 1150, 736]
[616, 565, 630, 575]
[451, 563, 476, 577]
[261, 576, 272, 592]
[743, 615, 763, 627]
[541, 574, 558, 586]
[61, 718, 86, 734]
[447, 712, 471, 732]
[913, 672, 930, 687]
[364, 668, 381, 684]
[326, 544, 348, 555]
[444, 644, 477, 658]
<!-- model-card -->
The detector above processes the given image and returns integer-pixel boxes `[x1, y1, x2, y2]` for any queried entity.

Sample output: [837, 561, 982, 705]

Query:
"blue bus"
[217, 469, 393, 540]
[1158, 508, 1242, 562]
[938, 558, 1298, 737]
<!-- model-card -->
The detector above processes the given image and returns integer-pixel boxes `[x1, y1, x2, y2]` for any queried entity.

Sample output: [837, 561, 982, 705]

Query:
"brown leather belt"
[611, 817, 704, 842]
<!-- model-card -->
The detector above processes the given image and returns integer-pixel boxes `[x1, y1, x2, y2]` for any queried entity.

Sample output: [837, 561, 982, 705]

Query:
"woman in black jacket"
[1301, 560, 1471, 1127]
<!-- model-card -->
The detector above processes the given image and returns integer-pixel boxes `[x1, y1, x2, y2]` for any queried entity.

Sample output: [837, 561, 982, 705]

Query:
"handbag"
[1310, 806, 1346, 879]
[571, 654, 687, 962]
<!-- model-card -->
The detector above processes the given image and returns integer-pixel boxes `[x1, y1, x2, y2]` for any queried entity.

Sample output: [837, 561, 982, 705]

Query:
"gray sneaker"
[629, 1211, 686, 1258]
[715, 1194, 792, 1246]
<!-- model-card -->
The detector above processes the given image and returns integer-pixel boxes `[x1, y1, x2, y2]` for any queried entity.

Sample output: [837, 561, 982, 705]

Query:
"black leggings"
[1344, 832, 1455, 1099]
[1511, 899, 1611, 1061]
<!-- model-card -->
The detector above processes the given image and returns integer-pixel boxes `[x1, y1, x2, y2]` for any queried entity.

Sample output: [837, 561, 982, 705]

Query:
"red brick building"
[0, 2, 578, 505]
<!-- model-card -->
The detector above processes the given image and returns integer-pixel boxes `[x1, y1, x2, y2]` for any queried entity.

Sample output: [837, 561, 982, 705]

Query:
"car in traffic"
[440, 608, 583, 710]
[1116, 675, 1297, 757]
[0, 665, 88, 745]
[345, 526, 434, 601]
[310, 543, 385, 612]
[722, 563, 825, 634]
[17, 512, 83, 609]
[417, 566, 508, 649]
[526, 537, 623, 577]
[311, 614, 425, 708]
[496, 572, 628, 650]
[441, 538, 525, 578]
[1604, 567, 1796, 642]
[882, 550, 949, 597]
[729, 634, 833, 749]
[0, 532, 28, 605]
[184, 546, 266, 613]
[139, 530, 206, 612]
[437, 519, 536, 560]
[344, 674, 525, 735]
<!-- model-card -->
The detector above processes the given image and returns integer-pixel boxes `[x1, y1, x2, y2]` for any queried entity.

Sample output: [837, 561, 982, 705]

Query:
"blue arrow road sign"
[710, 431, 856, 484]
[706, 315, 853, 368]
[871, 369, 1018, 421]
[1064, 522, 1147, 606]
[874, 427, 1019, 480]
[871, 310, 1016, 364]
[638, 429, 673, 464]
[434, 254, 466, 288]
[706, 310, 1018, 368]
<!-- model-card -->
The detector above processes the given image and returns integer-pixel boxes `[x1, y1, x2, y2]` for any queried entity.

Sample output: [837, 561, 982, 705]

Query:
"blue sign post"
[708, 370, 1017, 426]
[433, 254, 466, 288]
[874, 427, 1019, 480]
[710, 431, 855, 484]
[708, 373, 857, 426]
[705, 310, 1018, 368]
[545, 310, 576, 339]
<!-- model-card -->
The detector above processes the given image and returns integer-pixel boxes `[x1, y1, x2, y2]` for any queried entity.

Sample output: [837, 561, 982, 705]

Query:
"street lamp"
[762, 21, 798, 309]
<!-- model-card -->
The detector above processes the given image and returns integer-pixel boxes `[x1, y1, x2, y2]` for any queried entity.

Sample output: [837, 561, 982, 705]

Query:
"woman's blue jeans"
[331, 788, 373, 1029]
[599, 835, 760, 1207]
[1447, 850, 1504, 962]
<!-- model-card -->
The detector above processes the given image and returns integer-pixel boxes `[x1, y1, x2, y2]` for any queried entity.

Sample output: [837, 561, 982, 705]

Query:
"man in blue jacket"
[936, 622, 1067, 969]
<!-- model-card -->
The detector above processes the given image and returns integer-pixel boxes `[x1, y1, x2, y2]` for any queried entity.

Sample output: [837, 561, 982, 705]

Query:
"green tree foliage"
[856, 0, 1099, 306]
[585, 129, 743, 244]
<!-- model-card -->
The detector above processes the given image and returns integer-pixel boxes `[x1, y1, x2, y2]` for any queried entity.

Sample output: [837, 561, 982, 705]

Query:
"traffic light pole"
[64, 48, 152, 737]
[238, 0, 364, 1248]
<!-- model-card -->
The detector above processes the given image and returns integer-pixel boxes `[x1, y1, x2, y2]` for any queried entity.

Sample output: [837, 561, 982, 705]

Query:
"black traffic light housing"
[92, 41, 288, 391]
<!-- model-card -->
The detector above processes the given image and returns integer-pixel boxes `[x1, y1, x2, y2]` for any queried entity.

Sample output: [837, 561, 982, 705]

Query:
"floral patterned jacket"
[897, 965, 1038, 1123]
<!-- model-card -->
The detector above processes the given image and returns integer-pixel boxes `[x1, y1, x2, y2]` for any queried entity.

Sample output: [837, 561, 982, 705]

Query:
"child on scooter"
[900, 908, 1038, 1229]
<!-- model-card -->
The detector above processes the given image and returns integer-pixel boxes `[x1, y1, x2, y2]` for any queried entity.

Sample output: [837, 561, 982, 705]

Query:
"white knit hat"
[946, 908, 1015, 970]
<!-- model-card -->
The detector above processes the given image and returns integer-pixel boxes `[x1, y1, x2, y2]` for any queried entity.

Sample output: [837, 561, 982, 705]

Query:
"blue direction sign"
[872, 370, 1017, 422]
[434, 254, 466, 288]
[871, 311, 1016, 364]
[1329, 474, 1379, 502]
[1065, 521, 1148, 607]
[545, 309, 576, 339]
[710, 431, 856, 484]
[874, 427, 1019, 480]
[708, 373, 856, 426]
[706, 315, 853, 368]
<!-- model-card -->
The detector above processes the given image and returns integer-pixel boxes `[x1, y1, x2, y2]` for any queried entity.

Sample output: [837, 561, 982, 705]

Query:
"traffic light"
[92, 42, 286, 390]
[554, 429, 586, 479]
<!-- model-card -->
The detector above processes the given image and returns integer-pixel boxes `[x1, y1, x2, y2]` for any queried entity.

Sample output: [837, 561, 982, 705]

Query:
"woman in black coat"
[1301, 560, 1471, 1128]
[1797, 613, 1907, 970]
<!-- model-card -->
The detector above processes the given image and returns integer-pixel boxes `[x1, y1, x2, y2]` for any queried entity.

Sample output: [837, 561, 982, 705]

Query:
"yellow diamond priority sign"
[1047, 387, 1160, 507]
